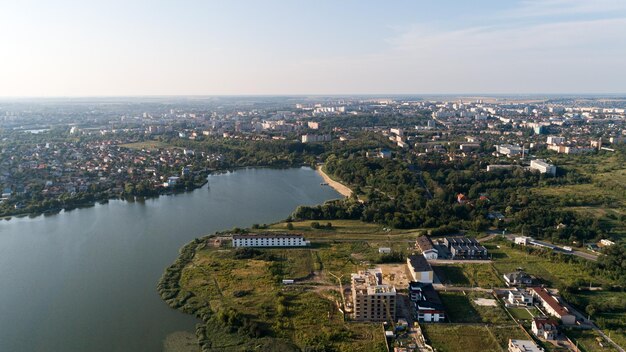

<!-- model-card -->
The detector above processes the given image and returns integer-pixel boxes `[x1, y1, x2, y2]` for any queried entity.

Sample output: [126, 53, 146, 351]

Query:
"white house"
[416, 236, 438, 260]
[507, 289, 533, 307]
[531, 317, 558, 340]
[515, 236, 532, 245]
[530, 159, 556, 176]
[508, 339, 544, 352]
[407, 255, 433, 284]
[600, 239, 615, 247]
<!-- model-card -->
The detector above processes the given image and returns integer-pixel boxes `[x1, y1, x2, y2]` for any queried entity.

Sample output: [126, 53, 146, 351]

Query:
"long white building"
[530, 159, 556, 176]
[546, 136, 565, 145]
[232, 234, 310, 247]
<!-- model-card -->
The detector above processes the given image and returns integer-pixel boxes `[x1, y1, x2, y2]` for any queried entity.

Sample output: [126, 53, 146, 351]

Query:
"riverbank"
[157, 221, 391, 352]
[1, 165, 314, 221]
[316, 165, 352, 197]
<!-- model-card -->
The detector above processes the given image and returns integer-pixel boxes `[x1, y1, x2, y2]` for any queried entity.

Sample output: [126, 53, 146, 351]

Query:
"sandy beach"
[316, 165, 352, 197]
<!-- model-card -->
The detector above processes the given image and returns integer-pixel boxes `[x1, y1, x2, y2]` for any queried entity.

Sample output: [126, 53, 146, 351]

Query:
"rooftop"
[232, 233, 304, 240]
[408, 254, 433, 272]
[509, 339, 544, 352]
[352, 268, 396, 296]
[416, 236, 435, 252]
[530, 287, 571, 318]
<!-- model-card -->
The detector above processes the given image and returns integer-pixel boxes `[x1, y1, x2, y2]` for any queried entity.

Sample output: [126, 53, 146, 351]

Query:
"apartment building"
[530, 159, 556, 176]
[443, 237, 488, 260]
[232, 234, 310, 247]
[351, 268, 397, 322]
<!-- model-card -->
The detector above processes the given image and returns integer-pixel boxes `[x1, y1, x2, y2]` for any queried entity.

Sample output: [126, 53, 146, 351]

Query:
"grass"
[439, 291, 512, 324]
[422, 324, 502, 352]
[433, 263, 503, 288]
[484, 241, 626, 347]
[530, 152, 626, 240]
[569, 290, 626, 348]
[439, 292, 481, 323]
[565, 329, 620, 352]
[490, 325, 531, 350]
[119, 140, 174, 150]
[178, 243, 387, 351]
[507, 307, 537, 321]
[265, 219, 422, 241]
[484, 241, 606, 287]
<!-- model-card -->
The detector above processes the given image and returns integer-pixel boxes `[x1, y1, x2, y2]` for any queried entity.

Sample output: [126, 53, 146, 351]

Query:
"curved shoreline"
[316, 165, 352, 198]
[1, 165, 313, 222]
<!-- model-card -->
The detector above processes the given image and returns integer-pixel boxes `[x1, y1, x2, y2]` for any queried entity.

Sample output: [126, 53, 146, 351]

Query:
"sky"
[1, 0, 626, 96]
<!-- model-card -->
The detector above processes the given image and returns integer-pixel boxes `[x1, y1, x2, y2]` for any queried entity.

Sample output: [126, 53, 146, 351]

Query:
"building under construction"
[350, 268, 397, 322]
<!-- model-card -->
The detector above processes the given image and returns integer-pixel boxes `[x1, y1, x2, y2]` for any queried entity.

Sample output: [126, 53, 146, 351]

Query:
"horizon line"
[1, 93, 626, 99]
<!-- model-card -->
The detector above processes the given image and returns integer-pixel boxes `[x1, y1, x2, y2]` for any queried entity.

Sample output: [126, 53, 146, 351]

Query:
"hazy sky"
[1, 0, 626, 96]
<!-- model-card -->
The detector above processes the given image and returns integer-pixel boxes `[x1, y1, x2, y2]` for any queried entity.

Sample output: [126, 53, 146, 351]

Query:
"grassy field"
[264, 219, 422, 241]
[490, 325, 532, 350]
[179, 245, 387, 351]
[507, 307, 537, 321]
[439, 291, 511, 324]
[422, 324, 529, 352]
[119, 140, 173, 150]
[422, 324, 500, 352]
[531, 152, 626, 240]
[484, 241, 607, 287]
[565, 329, 620, 352]
[433, 263, 503, 288]
[568, 290, 626, 348]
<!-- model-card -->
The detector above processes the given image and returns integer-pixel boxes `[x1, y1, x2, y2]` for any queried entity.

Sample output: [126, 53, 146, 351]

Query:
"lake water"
[0, 167, 340, 352]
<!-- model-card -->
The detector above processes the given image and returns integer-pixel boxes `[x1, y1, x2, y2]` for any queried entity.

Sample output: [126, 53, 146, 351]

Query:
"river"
[0, 167, 340, 352]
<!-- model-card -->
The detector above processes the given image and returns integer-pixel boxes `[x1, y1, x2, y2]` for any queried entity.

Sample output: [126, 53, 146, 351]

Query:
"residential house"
[507, 288, 534, 307]
[531, 317, 558, 340]
[503, 271, 534, 286]
[408, 281, 445, 322]
[416, 236, 438, 259]
[529, 287, 576, 325]
[407, 255, 433, 284]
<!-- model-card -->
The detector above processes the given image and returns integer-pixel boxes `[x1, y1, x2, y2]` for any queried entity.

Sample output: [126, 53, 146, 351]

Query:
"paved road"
[429, 259, 492, 264]
[594, 326, 625, 352]
[502, 234, 598, 261]
[433, 284, 495, 292]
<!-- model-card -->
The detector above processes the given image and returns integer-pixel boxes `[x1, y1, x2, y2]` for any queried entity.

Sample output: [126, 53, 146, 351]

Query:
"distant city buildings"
[530, 159, 556, 176]
[301, 134, 331, 143]
[495, 144, 528, 157]
[546, 136, 565, 145]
